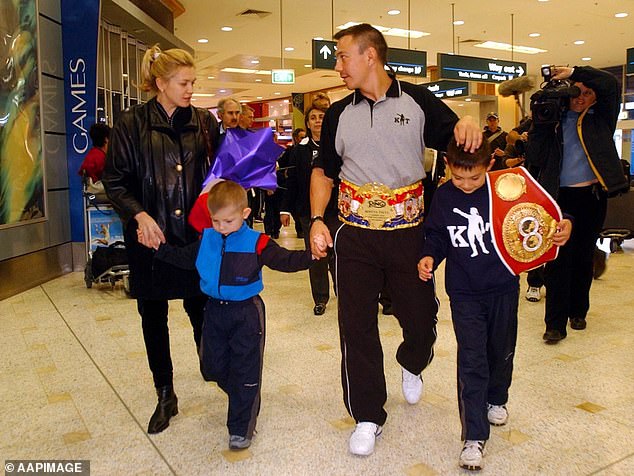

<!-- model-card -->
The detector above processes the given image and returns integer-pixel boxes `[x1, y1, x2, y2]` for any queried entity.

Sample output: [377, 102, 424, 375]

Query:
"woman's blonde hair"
[140, 44, 195, 93]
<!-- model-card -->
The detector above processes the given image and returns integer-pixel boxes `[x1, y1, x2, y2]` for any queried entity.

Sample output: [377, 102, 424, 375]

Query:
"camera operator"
[525, 65, 628, 344]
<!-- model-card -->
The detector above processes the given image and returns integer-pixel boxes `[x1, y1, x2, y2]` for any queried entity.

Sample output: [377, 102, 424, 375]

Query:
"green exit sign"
[271, 69, 295, 84]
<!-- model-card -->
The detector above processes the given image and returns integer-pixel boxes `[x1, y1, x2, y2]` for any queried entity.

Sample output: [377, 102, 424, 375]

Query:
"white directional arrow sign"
[320, 45, 332, 60]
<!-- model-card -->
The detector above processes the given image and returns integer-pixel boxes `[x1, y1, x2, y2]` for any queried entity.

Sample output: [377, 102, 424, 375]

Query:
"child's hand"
[553, 218, 572, 247]
[417, 257, 434, 281]
[312, 234, 328, 254]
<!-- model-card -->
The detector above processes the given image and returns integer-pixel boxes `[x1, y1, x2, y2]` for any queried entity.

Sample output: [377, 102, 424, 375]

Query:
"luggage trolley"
[83, 185, 131, 293]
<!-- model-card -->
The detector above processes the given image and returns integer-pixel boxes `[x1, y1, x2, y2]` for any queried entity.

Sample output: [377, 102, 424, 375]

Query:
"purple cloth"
[203, 127, 284, 190]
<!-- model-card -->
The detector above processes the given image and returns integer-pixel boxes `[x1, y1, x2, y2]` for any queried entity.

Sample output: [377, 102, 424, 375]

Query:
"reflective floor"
[1, 228, 633, 475]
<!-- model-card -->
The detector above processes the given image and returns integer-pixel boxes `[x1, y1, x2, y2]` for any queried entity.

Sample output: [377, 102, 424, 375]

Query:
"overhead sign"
[313, 40, 337, 70]
[438, 53, 526, 83]
[627, 47, 634, 76]
[312, 39, 427, 77]
[271, 69, 295, 84]
[422, 80, 469, 99]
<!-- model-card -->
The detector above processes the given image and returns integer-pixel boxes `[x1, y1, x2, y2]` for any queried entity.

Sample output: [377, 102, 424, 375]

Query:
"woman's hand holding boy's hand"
[135, 211, 165, 250]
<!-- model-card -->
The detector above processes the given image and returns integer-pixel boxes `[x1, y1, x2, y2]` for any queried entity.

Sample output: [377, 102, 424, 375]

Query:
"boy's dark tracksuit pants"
[200, 296, 266, 440]
[450, 289, 519, 441]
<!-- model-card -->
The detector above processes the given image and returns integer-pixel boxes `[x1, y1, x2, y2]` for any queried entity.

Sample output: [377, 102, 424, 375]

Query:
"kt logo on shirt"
[394, 113, 410, 125]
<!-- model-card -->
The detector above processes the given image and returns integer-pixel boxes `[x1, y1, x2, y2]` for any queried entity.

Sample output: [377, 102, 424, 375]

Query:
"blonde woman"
[103, 44, 218, 434]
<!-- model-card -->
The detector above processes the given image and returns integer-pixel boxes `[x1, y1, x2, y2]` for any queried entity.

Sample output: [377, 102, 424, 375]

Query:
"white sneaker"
[349, 422, 382, 456]
[459, 440, 486, 471]
[525, 286, 541, 302]
[401, 367, 423, 404]
[487, 404, 508, 426]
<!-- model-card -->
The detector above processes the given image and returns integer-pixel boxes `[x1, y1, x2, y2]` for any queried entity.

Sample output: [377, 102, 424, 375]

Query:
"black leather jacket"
[104, 98, 217, 244]
[526, 66, 628, 197]
[103, 98, 219, 299]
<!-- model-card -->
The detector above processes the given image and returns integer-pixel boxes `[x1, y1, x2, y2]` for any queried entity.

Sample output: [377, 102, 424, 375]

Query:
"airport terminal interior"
[1, 231, 634, 475]
[1, 0, 634, 475]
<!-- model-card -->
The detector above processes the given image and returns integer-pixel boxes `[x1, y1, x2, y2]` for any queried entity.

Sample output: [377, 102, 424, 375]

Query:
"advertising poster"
[0, 0, 45, 227]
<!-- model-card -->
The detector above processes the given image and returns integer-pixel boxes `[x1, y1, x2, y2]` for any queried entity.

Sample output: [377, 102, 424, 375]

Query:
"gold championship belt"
[338, 180, 423, 230]
[487, 167, 563, 275]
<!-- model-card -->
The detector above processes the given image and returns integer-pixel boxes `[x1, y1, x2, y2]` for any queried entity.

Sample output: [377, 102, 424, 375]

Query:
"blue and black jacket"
[155, 222, 312, 301]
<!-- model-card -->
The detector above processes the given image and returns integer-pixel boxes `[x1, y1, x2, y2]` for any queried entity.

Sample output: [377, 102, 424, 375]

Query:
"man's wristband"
[310, 215, 324, 226]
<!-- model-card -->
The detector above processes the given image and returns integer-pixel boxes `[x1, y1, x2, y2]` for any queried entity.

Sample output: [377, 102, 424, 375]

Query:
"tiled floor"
[1, 229, 633, 475]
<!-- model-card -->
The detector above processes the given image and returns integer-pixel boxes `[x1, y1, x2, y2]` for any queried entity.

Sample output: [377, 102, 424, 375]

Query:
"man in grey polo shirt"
[309, 23, 481, 456]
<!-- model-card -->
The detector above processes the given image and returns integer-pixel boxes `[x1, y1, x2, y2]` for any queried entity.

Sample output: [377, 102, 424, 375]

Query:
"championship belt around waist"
[338, 179, 423, 230]
[487, 166, 563, 275]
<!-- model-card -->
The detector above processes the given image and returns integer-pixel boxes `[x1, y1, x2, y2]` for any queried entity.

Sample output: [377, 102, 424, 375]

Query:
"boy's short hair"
[445, 139, 491, 170]
[207, 180, 248, 214]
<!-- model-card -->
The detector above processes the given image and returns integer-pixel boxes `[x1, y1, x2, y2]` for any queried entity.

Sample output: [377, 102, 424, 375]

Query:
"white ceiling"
[173, 0, 634, 108]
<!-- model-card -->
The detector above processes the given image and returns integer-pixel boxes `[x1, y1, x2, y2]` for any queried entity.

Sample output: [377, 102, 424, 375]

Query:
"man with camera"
[525, 65, 628, 344]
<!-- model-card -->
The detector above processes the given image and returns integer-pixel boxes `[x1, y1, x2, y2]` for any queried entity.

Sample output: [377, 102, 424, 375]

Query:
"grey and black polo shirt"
[317, 79, 458, 189]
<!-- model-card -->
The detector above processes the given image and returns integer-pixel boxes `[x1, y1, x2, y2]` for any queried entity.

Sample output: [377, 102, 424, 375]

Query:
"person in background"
[311, 91, 331, 110]
[239, 104, 255, 130]
[281, 104, 336, 316]
[309, 23, 482, 456]
[78, 123, 111, 185]
[418, 139, 571, 470]
[483, 112, 508, 171]
[217, 97, 241, 133]
[152, 181, 314, 450]
[277, 128, 306, 238]
[525, 65, 628, 343]
[103, 43, 219, 434]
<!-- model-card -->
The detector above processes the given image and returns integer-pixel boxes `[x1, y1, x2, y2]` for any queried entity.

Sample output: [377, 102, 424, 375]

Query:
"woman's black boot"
[147, 386, 178, 434]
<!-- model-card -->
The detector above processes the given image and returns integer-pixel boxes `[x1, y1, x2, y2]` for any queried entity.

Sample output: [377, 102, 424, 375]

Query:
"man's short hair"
[89, 123, 111, 147]
[207, 180, 248, 214]
[241, 104, 254, 115]
[292, 128, 305, 141]
[333, 23, 388, 65]
[217, 97, 240, 114]
[445, 139, 491, 170]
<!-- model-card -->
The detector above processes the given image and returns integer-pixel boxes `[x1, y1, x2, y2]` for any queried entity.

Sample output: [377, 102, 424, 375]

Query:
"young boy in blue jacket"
[417, 141, 571, 471]
[154, 180, 313, 450]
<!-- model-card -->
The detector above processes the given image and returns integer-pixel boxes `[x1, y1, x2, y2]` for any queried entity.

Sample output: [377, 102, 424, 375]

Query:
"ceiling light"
[197, 38, 208, 44]
[529, 32, 541, 37]
[582, 57, 592, 61]
[257, 96, 263, 99]
[538, 0, 549, 2]
[219, 89, 226, 93]
[255, 79, 262, 82]
[193, 93, 216, 97]
[474, 41, 547, 54]
[313, 36, 324, 40]
[274, 92, 281, 95]
[337, 21, 429, 39]
[207, 76, 215, 79]
[221, 26, 233, 32]
[283, 99, 289, 103]
[387, 9, 400, 15]
[251, 60, 260, 64]
[221, 67, 272, 75]
[615, 12, 628, 18]
[465, 98, 472, 102]
[453, 20, 464, 26]
[304, 64, 312, 68]
[284, 47, 294, 52]
[573, 40, 585, 45]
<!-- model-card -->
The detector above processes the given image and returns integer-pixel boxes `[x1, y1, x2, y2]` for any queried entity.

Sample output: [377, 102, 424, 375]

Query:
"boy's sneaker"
[487, 404, 508, 426]
[401, 367, 423, 404]
[459, 440, 486, 471]
[525, 286, 541, 302]
[349, 422, 382, 456]
[228, 435, 251, 450]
